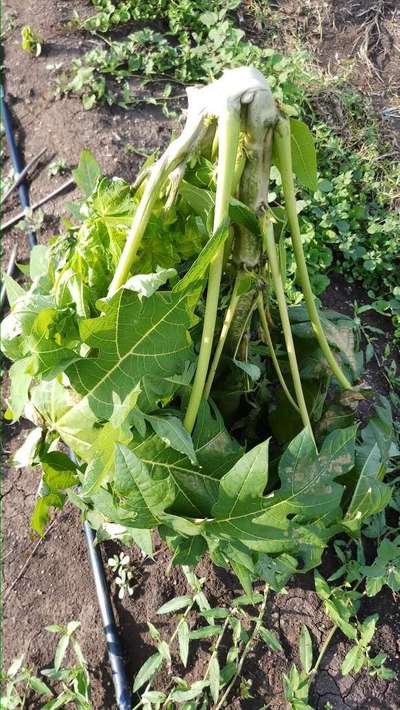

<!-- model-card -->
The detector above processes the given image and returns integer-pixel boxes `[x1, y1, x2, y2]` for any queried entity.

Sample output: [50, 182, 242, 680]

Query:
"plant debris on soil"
[2, 1, 400, 709]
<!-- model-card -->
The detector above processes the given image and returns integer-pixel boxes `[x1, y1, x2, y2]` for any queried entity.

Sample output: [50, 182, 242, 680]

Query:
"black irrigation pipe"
[1, 90, 132, 710]
[84, 523, 132, 710]
[1, 87, 36, 248]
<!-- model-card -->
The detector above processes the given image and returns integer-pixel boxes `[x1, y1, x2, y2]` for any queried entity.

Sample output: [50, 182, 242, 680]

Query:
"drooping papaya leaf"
[53, 288, 195, 459]
[343, 443, 392, 532]
[8, 357, 33, 421]
[31, 452, 79, 536]
[122, 267, 177, 299]
[160, 530, 207, 566]
[32, 492, 65, 537]
[113, 444, 175, 527]
[41, 451, 79, 489]
[29, 308, 78, 378]
[2, 274, 26, 306]
[127, 402, 242, 518]
[207, 427, 356, 562]
[289, 305, 362, 380]
[1, 291, 54, 361]
[289, 118, 318, 192]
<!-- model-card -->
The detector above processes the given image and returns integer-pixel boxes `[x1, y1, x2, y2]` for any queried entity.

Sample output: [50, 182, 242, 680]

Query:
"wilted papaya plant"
[1, 67, 396, 588]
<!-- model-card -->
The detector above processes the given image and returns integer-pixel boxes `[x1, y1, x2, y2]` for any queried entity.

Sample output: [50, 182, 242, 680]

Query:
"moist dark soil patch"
[2, 2, 400, 708]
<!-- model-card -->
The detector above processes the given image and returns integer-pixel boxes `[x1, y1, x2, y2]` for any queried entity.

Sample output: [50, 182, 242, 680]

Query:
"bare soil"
[2, 1, 400, 709]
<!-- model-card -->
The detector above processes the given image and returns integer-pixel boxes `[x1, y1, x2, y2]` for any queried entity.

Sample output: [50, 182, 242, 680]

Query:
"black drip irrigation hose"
[84, 523, 132, 710]
[1, 88, 36, 249]
[2, 90, 132, 710]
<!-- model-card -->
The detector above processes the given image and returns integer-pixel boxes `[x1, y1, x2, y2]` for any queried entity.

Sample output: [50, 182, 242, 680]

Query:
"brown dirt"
[267, 0, 400, 153]
[2, 1, 400, 709]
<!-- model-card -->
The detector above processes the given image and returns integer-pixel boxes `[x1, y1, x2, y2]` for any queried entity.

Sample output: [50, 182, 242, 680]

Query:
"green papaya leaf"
[173, 219, 229, 293]
[122, 267, 177, 299]
[128, 402, 241, 518]
[289, 118, 317, 192]
[171, 536, 207, 566]
[2, 274, 26, 306]
[208, 427, 356, 561]
[8, 357, 32, 421]
[41, 452, 79, 490]
[52, 288, 194, 460]
[113, 444, 175, 527]
[344, 443, 392, 531]
[72, 149, 101, 197]
[32, 492, 65, 537]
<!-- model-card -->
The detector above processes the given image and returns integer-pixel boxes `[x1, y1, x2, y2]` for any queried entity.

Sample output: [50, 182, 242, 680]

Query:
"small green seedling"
[16, 207, 44, 235]
[0, 656, 51, 709]
[131, 568, 283, 709]
[0, 621, 91, 710]
[108, 551, 136, 599]
[48, 159, 69, 177]
[21, 25, 43, 57]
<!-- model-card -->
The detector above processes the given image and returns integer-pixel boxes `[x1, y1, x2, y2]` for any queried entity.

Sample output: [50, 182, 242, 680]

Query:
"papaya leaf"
[127, 401, 242, 518]
[208, 427, 356, 560]
[8, 357, 32, 421]
[173, 219, 229, 293]
[113, 444, 175, 527]
[171, 536, 207, 566]
[42, 451, 79, 490]
[32, 492, 65, 537]
[289, 118, 317, 192]
[343, 443, 392, 531]
[72, 148, 101, 197]
[51, 288, 194, 460]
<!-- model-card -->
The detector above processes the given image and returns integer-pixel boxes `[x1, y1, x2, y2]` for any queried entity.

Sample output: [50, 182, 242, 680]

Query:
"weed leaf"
[178, 620, 190, 667]
[133, 652, 163, 692]
[299, 625, 313, 673]
[157, 596, 192, 614]
[258, 627, 283, 652]
[209, 655, 220, 703]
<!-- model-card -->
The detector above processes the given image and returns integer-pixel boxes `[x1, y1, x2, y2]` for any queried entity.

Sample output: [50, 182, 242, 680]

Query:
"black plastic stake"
[1, 89, 132, 710]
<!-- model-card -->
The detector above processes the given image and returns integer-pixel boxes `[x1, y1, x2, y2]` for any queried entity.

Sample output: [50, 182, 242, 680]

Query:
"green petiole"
[260, 213, 314, 442]
[203, 273, 242, 399]
[184, 107, 241, 432]
[273, 117, 352, 390]
[256, 292, 301, 416]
